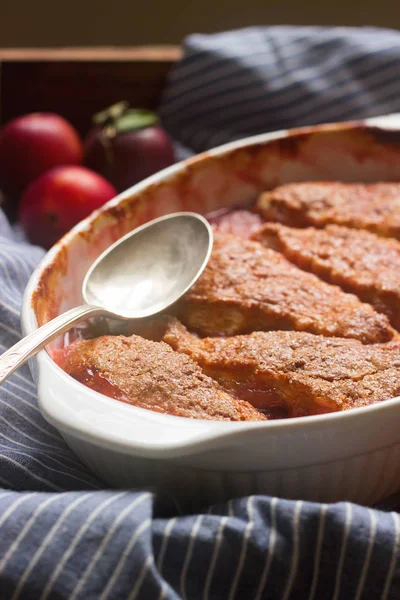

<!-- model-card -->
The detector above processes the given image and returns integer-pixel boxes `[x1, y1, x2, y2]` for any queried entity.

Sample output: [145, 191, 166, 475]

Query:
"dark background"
[0, 0, 399, 47]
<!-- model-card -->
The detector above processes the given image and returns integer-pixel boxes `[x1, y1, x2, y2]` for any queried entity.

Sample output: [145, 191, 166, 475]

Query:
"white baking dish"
[22, 115, 400, 510]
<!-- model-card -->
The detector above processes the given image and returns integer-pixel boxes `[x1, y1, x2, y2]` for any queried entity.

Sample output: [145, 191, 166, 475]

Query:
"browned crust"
[59, 334, 266, 422]
[256, 182, 400, 238]
[177, 233, 396, 343]
[163, 318, 400, 417]
[253, 223, 400, 332]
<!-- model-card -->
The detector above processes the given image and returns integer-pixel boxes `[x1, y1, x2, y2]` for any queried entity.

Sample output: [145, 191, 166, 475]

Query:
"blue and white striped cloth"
[161, 26, 400, 155]
[1, 26, 400, 599]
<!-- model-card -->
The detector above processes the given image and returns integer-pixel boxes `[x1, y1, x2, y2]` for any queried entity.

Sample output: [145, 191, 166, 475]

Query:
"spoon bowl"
[0, 212, 213, 383]
[84, 213, 212, 318]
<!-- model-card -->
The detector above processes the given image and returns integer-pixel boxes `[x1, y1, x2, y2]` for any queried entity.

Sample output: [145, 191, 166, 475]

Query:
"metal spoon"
[0, 212, 213, 384]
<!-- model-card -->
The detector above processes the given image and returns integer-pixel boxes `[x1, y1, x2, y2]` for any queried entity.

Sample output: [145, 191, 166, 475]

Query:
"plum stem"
[92, 102, 159, 134]
[92, 101, 129, 127]
[91, 102, 160, 173]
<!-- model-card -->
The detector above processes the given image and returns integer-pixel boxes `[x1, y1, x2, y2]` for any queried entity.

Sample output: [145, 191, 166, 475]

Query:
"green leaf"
[114, 109, 159, 133]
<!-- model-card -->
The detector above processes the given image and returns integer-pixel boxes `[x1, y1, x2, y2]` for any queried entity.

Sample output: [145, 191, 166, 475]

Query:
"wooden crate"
[0, 46, 181, 135]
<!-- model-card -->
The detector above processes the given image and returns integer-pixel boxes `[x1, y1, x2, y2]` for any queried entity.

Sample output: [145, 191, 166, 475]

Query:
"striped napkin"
[161, 26, 400, 154]
[0, 26, 399, 599]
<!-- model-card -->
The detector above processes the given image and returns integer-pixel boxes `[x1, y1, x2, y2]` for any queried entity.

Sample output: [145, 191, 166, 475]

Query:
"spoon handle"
[0, 304, 107, 384]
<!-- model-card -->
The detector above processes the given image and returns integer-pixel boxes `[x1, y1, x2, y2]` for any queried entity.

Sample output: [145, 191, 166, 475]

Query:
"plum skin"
[0, 112, 83, 199]
[84, 124, 175, 193]
[18, 165, 117, 249]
